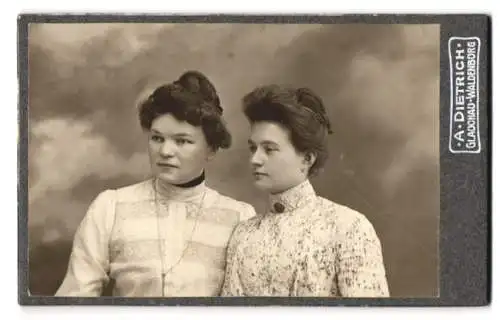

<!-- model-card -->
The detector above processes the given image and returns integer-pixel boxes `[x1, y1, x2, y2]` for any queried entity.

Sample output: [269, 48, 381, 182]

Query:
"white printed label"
[448, 37, 481, 154]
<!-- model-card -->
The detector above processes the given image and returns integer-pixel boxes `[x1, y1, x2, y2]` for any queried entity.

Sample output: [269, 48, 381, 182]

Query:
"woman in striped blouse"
[55, 71, 256, 297]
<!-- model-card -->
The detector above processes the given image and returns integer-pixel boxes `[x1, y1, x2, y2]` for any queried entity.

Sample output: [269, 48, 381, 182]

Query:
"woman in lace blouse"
[221, 85, 389, 297]
[55, 71, 255, 297]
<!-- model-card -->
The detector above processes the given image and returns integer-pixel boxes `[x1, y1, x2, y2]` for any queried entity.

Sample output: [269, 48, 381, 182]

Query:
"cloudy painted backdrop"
[28, 23, 439, 297]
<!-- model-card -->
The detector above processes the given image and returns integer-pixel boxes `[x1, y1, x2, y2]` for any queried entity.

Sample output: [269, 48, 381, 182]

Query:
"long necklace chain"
[153, 178, 207, 296]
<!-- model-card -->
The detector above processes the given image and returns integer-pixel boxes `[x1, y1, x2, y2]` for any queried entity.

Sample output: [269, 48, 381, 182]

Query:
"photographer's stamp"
[448, 36, 481, 154]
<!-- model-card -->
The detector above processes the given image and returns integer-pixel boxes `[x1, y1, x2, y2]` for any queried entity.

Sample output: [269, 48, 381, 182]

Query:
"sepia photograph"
[25, 21, 440, 299]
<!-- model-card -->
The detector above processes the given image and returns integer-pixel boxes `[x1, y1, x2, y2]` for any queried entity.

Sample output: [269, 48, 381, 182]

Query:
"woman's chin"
[253, 180, 273, 192]
[156, 173, 181, 185]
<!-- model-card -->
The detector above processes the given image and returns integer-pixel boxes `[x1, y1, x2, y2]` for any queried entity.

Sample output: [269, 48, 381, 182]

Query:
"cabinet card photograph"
[18, 15, 490, 306]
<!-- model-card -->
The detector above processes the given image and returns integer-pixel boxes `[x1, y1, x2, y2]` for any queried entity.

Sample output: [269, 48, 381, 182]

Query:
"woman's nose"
[250, 149, 264, 166]
[159, 141, 175, 157]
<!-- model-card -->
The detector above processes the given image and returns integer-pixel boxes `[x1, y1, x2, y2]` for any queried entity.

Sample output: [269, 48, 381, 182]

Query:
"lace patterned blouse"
[221, 179, 389, 297]
[55, 179, 256, 297]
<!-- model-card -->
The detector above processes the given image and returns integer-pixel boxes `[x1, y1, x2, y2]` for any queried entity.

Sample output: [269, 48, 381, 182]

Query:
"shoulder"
[85, 179, 153, 219]
[317, 197, 379, 238]
[206, 187, 257, 222]
[228, 214, 261, 242]
[112, 179, 154, 202]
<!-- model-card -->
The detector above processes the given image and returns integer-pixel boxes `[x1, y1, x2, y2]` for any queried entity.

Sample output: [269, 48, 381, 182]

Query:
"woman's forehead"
[151, 114, 202, 135]
[250, 122, 290, 144]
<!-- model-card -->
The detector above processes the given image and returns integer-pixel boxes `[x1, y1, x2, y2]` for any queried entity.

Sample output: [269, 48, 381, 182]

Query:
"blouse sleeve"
[334, 213, 390, 297]
[221, 222, 247, 296]
[55, 190, 116, 297]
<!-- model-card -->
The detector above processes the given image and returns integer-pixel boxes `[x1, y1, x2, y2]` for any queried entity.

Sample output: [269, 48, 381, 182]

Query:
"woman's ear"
[303, 152, 317, 170]
[206, 148, 217, 162]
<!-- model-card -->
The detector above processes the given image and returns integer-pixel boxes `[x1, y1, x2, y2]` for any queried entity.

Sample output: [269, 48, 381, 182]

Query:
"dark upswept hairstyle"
[242, 84, 333, 176]
[138, 70, 231, 151]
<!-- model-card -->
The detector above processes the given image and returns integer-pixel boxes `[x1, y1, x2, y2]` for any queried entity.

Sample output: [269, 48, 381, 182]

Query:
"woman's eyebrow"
[261, 140, 279, 146]
[150, 129, 163, 135]
[248, 139, 279, 147]
[172, 133, 193, 138]
[151, 129, 194, 138]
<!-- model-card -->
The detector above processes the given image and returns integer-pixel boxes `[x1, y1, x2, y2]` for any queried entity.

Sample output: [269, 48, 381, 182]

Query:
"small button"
[273, 202, 285, 213]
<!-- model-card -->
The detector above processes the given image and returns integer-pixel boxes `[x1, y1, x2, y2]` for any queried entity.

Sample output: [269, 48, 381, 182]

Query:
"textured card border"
[17, 14, 491, 307]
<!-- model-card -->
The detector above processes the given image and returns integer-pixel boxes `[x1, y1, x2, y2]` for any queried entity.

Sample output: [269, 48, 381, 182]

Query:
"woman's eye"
[249, 146, 256, 153]
[264, 148, 276, 154]
[175, 138, 192, 145]
[151, 135, 163, 142]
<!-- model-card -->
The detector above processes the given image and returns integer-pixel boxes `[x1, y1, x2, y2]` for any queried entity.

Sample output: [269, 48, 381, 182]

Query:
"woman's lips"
[157, 163, 178, 168]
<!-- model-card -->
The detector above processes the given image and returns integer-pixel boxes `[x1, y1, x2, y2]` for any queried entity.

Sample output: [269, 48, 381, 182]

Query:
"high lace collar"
[152, 177, 207, 202]
[267, 179, 317, 214]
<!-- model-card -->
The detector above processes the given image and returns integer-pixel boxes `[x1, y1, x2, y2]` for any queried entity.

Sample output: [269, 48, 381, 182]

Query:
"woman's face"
[148, 113, 214, 185]
[248, 121, 310, 194]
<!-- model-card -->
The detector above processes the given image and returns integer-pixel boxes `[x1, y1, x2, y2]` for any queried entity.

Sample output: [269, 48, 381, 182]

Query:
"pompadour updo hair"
[242, 84, 332, 176]
[138, 70, 231, 151]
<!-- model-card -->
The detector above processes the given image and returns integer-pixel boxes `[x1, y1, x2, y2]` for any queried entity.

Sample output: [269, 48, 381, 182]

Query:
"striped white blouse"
[55, 179, 256, 297]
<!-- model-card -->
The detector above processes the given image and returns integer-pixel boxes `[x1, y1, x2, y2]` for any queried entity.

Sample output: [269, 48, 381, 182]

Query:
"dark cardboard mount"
[17, 14, 491, 307]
